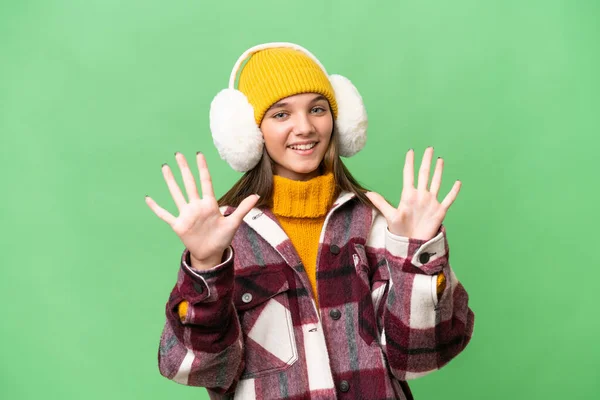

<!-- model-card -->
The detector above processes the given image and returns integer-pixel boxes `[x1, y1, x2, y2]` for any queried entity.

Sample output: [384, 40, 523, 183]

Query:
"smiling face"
[259, 93, 334, 181]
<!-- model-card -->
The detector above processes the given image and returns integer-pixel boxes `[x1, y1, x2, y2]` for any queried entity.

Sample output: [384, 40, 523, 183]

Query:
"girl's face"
[259, 93, 333, 181]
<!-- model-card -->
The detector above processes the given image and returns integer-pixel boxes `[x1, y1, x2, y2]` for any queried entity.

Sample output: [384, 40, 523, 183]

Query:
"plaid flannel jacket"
[158, 192, 475, 399]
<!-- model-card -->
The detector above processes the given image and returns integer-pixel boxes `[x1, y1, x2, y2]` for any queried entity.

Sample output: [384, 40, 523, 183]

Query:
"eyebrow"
[268, 94, 328, 110]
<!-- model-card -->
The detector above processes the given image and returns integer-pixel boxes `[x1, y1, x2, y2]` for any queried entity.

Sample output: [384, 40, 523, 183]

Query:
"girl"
[146, 42, 474, 400]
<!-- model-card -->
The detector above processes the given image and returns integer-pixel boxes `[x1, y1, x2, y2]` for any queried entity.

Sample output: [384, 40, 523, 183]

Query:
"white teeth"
[289, 143, 316, 150]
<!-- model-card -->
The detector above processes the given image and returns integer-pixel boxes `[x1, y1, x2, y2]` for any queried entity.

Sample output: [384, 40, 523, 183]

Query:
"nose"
[292, 112, 314, 136]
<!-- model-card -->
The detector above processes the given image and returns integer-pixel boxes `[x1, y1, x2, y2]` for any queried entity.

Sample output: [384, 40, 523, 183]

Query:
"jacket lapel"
[242, 207, 300, 267]
[242, 191, 357, 266]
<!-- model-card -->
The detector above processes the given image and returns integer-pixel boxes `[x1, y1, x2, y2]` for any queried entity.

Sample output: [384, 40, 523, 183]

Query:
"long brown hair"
[218, 123, 373, 209]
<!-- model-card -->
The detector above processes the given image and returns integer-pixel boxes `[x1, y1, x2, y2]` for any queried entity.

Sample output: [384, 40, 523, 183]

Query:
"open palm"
[366, 147, 461, 241]
[145, 152, 259, 270]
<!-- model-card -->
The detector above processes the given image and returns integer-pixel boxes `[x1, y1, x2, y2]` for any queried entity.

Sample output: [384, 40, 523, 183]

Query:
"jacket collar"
[241, 191, 356, 266]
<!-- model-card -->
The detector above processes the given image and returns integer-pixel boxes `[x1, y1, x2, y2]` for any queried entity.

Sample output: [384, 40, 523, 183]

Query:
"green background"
[2, 0, 598, 399]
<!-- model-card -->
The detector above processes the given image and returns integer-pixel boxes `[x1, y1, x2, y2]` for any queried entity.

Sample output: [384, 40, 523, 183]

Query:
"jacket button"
[419, 252, 431, 264]
[330, 244, 340, 255]
[241, 293, 253, 303]
[339, 380, 350, 392]
[330, 309, 341, 320]
[192, 282, 204, 294]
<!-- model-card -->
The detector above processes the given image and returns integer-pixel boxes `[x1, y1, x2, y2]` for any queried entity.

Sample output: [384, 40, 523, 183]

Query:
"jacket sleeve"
[157, 247, 244, 394]
[367, 213, 475, 380]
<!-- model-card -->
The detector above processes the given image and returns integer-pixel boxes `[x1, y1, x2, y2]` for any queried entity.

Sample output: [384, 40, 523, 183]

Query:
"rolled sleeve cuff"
[177, 247, 234, 304]
[385, 226, 448, 275]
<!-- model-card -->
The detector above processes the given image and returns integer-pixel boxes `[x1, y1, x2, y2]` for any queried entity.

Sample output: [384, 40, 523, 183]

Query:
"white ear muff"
[330, 74, 368, 157]
[209, 88, 264, 173]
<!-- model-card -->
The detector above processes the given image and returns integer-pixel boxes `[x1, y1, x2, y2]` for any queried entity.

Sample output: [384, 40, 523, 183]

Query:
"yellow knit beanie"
[237, 47, 339, 125]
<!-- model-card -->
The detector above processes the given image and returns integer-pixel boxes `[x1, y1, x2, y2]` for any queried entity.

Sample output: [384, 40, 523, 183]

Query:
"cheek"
[317, 118, 334, 141]
[260, 122, 288, 150]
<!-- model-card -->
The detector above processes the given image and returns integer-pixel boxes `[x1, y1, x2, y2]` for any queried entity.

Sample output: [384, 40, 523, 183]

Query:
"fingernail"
[197, 151, 202, 155]
[255, 194, 261, 198]
[162, 163, 167, 167]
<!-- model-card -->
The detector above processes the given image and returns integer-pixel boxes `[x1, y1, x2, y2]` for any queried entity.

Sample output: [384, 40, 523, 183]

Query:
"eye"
[311, 106, 326, 114]
[272, 112, 288, 119]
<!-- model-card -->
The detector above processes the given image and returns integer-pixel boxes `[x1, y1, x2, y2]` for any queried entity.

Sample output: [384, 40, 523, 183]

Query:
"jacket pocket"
[353, 243, 390, 346]
[233, 267, 298, 379]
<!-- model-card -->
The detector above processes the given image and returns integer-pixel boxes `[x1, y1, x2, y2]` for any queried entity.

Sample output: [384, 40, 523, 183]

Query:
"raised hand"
[145, 152, 259, 270]
[366, 147, 461, 241]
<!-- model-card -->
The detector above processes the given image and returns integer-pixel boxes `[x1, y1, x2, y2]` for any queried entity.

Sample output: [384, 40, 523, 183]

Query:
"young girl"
[146, 42, 474, 400]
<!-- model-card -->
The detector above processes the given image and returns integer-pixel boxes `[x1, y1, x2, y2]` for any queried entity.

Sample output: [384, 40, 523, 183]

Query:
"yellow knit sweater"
[272, 172, 337, 308]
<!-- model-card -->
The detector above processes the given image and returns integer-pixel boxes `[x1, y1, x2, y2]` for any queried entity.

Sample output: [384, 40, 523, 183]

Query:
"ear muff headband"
[227, 42, 330, 89]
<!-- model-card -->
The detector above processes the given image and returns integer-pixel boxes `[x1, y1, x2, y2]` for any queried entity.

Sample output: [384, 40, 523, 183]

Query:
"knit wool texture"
[272, 172, 336, 308]
[238, 47, 339, 124]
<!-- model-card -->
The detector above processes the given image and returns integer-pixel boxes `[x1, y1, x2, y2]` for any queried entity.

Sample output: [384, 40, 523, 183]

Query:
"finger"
[441, 180, 462, 210]
[162, 164, 187, 211]
[145, 196, 176, 225]
[365, 191, 397, 221]
[230, 194, 260, 224]
[429, 157, 444, 197]
[403, 149, 415, 189]
[417, 147, 434, 191]
[175, 152, 200, 201]
[196, 152, 215, 199]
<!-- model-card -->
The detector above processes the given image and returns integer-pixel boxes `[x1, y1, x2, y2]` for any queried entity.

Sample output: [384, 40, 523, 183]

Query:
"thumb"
[230, 194, 260, 224]
[365, 191, 395, 221]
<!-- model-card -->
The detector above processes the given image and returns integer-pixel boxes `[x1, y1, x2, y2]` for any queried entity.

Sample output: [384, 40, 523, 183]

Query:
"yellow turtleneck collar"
[271, 172, 336, 218]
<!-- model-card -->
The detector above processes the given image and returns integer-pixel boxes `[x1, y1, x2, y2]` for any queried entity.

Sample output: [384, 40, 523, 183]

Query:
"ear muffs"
[329, 74, 368, 157]
[210, 88, 264, 173]
[209, 42, 368, 172]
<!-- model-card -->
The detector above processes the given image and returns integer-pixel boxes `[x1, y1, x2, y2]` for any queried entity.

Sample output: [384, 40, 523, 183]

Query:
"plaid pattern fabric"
[158, 192, 475, 399]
